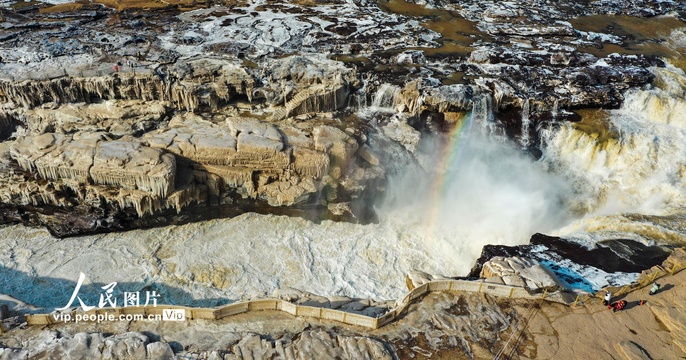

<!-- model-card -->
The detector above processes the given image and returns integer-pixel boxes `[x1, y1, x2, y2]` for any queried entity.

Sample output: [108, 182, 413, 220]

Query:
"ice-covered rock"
[10, 132, 176, 198]
[381, 117, 421, 154]
[481, 256, 562, 291]
[11, 100, 169, 136]
[423, 84, 473, 112]
[0, 99, 384, 234]
[293, 330, 392, 360]
[10, 132, 102, 183]
[0, 59, 252, 112]
[405, 269, 451, 290]
[91, 138, 176, 198]
[0, 331, 178, 360]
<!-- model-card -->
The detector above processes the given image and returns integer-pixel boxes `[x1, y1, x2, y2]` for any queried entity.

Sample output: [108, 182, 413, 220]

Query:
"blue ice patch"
[539, 260, 596, 293]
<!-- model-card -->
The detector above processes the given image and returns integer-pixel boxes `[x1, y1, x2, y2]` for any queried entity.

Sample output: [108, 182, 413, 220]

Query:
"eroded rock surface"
[0, 0, 684, 236]
[0, 52, 384, 235]
[480, 256, 562, 292]
[0, 331, 175, 360]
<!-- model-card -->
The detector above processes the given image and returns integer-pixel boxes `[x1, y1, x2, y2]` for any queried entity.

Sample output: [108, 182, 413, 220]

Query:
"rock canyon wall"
[1, 0, 684, 235]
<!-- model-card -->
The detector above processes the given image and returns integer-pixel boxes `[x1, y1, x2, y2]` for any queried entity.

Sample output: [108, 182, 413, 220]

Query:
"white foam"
[542, 66, 686, 244]
[36, 0, 73, 5]
[0, 210, 462, 309]
[3, 69, 686, 309]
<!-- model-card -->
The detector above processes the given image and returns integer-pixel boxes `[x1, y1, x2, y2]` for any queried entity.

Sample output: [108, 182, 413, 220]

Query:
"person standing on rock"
[649, 283, 661, 295]
[603, 291, 612, 306]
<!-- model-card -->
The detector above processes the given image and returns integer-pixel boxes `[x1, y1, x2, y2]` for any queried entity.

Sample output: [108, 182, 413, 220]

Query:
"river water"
[3, 65, 686, 308]
[1, 2, 686, 310]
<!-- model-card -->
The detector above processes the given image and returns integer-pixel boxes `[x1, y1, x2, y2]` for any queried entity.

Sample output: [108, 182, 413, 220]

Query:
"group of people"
[113, 54, 142, 73]
[602, 283, 661, 313]
[113, 60, 135, 73]
[603, 292, 626, 312]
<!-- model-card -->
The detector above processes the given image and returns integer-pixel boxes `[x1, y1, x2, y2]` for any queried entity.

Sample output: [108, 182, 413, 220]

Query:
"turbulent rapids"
[3, 1, 686, 358]
[543, 65, 686, 243]
[2, 65, 686, 309]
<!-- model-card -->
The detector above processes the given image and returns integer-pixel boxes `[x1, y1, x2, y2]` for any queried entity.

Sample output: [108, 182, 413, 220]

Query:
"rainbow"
[425, 111, 474, 235]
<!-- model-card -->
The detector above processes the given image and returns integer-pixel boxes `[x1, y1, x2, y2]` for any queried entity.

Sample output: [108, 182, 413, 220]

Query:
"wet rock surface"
[0, 0, 684, 235]
[469, 233, 673, 292]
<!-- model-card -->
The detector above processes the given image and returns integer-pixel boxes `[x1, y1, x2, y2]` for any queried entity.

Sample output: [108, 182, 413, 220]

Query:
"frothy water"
[385, 100, 574, 266]
[3, 67, 686, 307]
[0, 213, 460, 308]
[542, 65, 686, 246]
[520, 98, 531, 147]
[371, 84, 401, 110]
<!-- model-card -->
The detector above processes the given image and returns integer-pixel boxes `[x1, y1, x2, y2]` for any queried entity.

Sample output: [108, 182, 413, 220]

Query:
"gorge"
[1, 0, 686, 358]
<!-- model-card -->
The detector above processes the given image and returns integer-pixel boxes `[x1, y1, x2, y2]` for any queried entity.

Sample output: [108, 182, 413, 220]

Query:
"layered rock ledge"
[1, 0, 684, 235]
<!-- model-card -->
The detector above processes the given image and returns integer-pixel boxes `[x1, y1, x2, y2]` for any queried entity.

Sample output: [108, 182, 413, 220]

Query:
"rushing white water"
[0, 213, 460, 309]
[552, 98, 559, 119]
[541, 65, 686, 246]
[520, 99, 531, 147]
[666, 28, 686, 53]
[370, 84, 402, 110]
[3, 67, 686, 308]
[388, 98, 573, 257]
[355, 83, 403, 121]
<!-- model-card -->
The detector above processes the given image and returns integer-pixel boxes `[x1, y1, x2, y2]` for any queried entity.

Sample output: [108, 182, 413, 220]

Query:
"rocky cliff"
[0, 0, 684, 236]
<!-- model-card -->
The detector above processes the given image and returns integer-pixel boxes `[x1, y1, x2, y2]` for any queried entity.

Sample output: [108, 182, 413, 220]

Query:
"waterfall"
[356, 83, 403, 119]
[353, 88, 368, 110]
[520, 99, 531, 148]
[620, 67, 686, 127]
[471, 94, 506, 140]
[472, 96, 492, 128]
[353, 74, 370, 110]
[552, 98, 559, 119]
[373, 91, 574, 264]
[370, 84, 401, 111]
[540, 65, 686, 245]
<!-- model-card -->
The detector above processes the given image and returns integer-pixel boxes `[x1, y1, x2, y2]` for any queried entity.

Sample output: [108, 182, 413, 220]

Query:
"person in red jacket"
[608, 300, 627, 312]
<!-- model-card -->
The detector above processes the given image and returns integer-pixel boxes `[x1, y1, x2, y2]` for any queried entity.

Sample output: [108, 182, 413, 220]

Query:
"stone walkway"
[515, 269, 686, 359]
